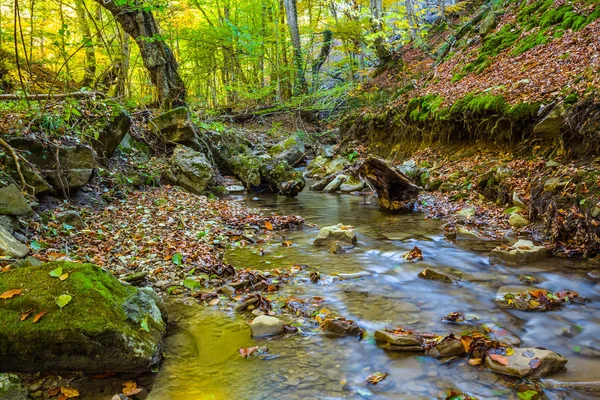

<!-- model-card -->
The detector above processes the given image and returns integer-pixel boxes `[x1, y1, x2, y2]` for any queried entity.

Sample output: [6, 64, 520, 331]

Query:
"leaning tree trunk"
[95, 0, 186, 108]
[283, 0, 307, 94]
[311, 29, 333, 91]
[358, 156, 420, 212]
[75, 0, 96, 87]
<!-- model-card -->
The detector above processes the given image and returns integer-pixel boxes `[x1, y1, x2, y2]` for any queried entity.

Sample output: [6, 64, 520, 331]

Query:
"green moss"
[463, 24, 522, 74]
[564, 93, 579, 105]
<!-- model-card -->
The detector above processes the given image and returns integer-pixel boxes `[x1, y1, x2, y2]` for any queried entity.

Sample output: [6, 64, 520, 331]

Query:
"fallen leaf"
[281, 240, 292, 247]
[403, 246, 423, 261]
[239, 346, 259, 358]
[59, 273, 69, 281]
[209, 298, 220, 306]
[47, 387, 60, 396]
[20, 308, 34, 321]
[0, 289, 22, 299]
[488, 353, 509, 365]
[140, 316, 150, 332]
[49, 266, 63, 278]
[366, 372, 388, 385]
[60, 387, 79, 398]
[122, 380, 143, 396]
[265, 221, 273, 231]
[529, 357, 541, 369]
[1, 266, 10, 272]
[55, 294, 72, 309]
[33, 311, 46, 323]
[468, 358, 483, 365]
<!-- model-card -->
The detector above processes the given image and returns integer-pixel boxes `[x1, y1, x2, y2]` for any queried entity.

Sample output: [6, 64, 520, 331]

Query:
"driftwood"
[0, 91, 106, 101]
[358, 156, 420, 212]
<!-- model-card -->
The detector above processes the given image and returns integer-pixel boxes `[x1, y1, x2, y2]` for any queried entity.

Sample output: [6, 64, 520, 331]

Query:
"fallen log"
[358, 156, 420, 212]
[0, 91, 106, 101]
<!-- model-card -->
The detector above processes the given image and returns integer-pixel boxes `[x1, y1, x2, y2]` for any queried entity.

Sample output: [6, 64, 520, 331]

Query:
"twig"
[0, 137, 27, 190]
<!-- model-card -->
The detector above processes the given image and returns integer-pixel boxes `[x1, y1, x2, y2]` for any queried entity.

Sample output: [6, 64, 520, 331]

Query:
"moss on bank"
[0, 262, 164, 372]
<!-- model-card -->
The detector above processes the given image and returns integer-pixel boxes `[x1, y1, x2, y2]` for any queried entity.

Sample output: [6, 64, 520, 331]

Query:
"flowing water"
[148, 183, 600, 400]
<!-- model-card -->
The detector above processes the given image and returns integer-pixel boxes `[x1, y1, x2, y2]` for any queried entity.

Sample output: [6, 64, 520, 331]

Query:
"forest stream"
[146, 180, 600, 400]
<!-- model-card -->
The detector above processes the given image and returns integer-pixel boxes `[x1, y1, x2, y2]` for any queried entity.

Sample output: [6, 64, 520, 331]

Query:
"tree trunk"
[283, 0, 307, 94]
[94, 0, 185, 108]
[311, 29, 333, 91]
[75, 0, 96, 87]
[370, 0, 391, 65]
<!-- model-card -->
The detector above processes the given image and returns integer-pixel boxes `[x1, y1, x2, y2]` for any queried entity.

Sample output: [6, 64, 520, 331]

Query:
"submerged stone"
[0, 262, 166, 372]
[323, 175, 347, 193]
[485, 347, 567, 379]
[418, 268, 452, 283]
[321, 317, 363, 337]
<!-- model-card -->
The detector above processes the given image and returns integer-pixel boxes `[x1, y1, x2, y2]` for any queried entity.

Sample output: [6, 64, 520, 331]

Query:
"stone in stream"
[339, 176, 365, 193]
[337, 271, 372, 280]
[330, 241, 354, 254]
[418, 268, 452, 283]
[425, 335, 465, 358]
[485, 347, 567, 379]
[321, 317, 363, 337]
[0, 185, 32, 216]
[0, 262, 166, 372]
[250, 315, 284, 337]
[268, 135, 306, 166]
[322, 174, 347, 193]
[0, 226, 30, 258]
[374, 330, 421, 348]
[489, 239, 547, 265]
[313, 224, 357, 247]
[0, 373, 27, 400]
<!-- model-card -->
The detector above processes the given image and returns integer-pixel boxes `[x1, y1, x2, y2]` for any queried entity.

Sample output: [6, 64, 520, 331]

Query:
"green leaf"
[30, 240, 42, 251]
[56, 294, 72, 309]
[140, 315, 150, 332]
[49, 266, 63, 278]
[172, 253, 183, 265]
[517, 390, 539, 400]
[183, 277, 200, 290]
[572, 345, 581, 353]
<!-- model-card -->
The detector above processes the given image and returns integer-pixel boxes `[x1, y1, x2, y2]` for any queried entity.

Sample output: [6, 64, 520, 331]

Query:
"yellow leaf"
[265, 221, 273, 231]
[0, 289, 22, 299]
[60, 387, 79, 398]
[59, 273, 69, 281]
[33, 311, 46, 323]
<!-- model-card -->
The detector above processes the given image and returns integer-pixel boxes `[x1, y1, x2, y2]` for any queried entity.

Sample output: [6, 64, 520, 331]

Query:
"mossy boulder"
[268, 135, 305, 166]
[163, 145, 216, 195]
[0, 185, 32, 216]
[150, 107, 200, 150]
[0, 262, 165, 372]
[258, 155, 306, 197]
[0, 373, 27, 400]
[90, 108, 132, 159]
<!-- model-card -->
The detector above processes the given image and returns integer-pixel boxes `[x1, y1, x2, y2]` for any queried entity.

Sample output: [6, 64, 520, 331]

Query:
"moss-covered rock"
[0, 185, 32, 216]
[0, 262, 165, 372]
[0, 373, 27, 400]
[150, 107, 200, 150]
[90, 108, 132, 159]
[268, 135, 306, 166]
[163, 145, 216, 195]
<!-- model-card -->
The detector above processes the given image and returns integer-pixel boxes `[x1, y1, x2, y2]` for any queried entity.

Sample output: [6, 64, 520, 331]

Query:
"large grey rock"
[0, 226, 30, 258]
[0, 185, 31, 215]
[485, 347, 567, 379]
[268, 135, 305, 166]
[151, 107, 199, 150]
[314, 224, 357, 246]
[0, 373, 27, 400]
[251, 315, 284, 337]
[91, 108, 132, 159]
[6, 138, 95, 191]
[163, 145, 215, 195]
[0, 262, 166, 372]
[4, 159, 52, 195]
[490, 239, 547, 265]
[55, 210, 84, 227]
[0, 215, 15, 233]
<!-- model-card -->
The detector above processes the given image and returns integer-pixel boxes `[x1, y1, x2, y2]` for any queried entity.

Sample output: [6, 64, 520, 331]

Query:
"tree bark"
[370, 0, 391, 64]
[75, 0, 96, 87]
[94, 0, 186, 108]
[311, 29, 333, 91]
[283, 0, 307, 94]
[358, 156, 420, 212]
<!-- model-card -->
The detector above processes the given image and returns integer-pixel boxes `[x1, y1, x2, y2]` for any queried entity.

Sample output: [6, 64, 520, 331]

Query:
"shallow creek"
[148, 184, 600, 400]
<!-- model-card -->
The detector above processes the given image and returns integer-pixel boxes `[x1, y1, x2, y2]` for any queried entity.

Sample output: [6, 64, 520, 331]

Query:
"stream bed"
[148, 184, 600, 399]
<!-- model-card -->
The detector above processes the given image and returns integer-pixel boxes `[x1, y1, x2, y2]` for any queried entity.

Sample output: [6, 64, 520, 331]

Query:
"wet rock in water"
[0, 226, 30, 258]
[0, 262, 166, 372]
[251, 315, 284, 337]
[425, 335, 465, 357]
[313, 224, 357, 247]
[337, 271, 372, 280]
[587, 270, 600, 281]
[330, 241, 352, 254]
[220, 285, 236, 296]
[374, 329, 422, 350]
[323, 174, 347, 193]
[0, 185, 32, 216]
[485, 347, 567, 379]
[321, 317, 363, 337]
[226, 185, 245, 193]
[309, 173, 336, 191]
[339, 176, 365, 193]
[508, 213, 529, 228]
[55, 210, 83, 227]
[163, 145, 216, 195]
[268, 135, 305, 166]
[490, 239, 547, 265]
[418, 268, 452, 283]
[0, 373, 27, 400]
